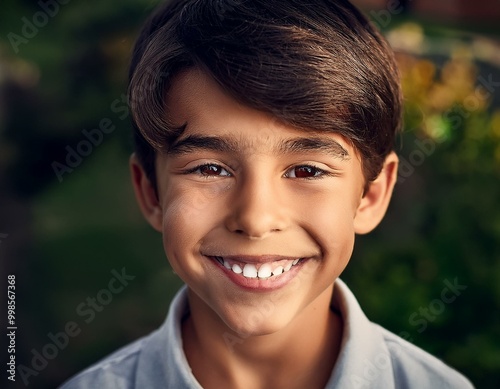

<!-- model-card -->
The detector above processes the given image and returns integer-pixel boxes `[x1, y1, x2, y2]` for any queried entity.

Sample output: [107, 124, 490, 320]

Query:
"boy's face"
[132, 68, 397, 336]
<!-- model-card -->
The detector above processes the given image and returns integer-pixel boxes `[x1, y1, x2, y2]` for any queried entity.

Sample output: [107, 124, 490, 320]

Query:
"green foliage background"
[0, 1, 499, 388]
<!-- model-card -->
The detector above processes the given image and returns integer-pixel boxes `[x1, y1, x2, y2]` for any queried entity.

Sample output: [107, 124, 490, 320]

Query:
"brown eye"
[294, 166, 316, 178]
[197, 164, 231, 177]
[287, 165, 324, 178]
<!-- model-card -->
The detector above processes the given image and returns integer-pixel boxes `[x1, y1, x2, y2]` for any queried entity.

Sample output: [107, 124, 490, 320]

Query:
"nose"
[224, 174, 289, 239]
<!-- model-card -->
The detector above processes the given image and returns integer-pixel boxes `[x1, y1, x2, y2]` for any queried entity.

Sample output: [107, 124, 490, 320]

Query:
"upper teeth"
[216, 257, 302, 279]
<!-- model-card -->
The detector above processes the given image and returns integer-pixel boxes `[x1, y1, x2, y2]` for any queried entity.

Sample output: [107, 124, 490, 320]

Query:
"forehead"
[166, 68, 277, 135]
[164, 68, 355, 156]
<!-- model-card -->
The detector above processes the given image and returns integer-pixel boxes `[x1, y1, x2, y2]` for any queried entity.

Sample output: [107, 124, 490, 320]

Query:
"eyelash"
[183, 163, 337, 180]
[284, 165, 335, 180]
[183, 164, 232, 178]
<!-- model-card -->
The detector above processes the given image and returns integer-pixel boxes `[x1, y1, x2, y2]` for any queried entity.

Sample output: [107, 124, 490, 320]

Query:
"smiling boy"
[60, 0, 474, 388]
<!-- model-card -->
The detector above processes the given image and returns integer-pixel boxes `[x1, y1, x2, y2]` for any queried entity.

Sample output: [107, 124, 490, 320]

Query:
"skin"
[131, 68, 399, 389]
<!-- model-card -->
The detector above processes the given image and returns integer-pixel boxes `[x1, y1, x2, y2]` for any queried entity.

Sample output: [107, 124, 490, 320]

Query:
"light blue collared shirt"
[60, 279, 474, 388]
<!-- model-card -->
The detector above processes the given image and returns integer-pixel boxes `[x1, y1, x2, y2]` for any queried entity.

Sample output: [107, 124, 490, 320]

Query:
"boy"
[61, 0, 474, 388]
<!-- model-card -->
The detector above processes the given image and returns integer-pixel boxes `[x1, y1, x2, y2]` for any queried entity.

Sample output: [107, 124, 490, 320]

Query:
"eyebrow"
[167, 135, 239, 155]
[167, 134, 350, 159]
[278, 137, 350, 159]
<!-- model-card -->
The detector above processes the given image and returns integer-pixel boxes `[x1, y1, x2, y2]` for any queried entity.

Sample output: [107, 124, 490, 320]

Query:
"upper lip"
[204, 254, 308, 264]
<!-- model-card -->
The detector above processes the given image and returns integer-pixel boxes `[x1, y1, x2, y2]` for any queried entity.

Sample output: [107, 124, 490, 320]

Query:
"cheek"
[160, 184, 227, 266]
[299, 191, 357, 265]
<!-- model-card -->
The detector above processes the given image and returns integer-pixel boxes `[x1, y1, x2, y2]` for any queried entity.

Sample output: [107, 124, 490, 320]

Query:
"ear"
[354, 152, 398, 234]
[129, 153, 163, 232]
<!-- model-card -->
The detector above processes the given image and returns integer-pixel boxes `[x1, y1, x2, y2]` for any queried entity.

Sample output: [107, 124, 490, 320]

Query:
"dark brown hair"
[129, 0, 402, 191]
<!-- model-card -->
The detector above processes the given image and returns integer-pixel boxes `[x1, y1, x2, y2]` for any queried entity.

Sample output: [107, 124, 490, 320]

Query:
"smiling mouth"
[208, 256, 306, 280]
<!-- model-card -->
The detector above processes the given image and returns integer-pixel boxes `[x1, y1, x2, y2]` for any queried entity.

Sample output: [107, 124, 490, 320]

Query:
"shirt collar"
[326, 278, 395, 388]
[135, 287, 202, 388]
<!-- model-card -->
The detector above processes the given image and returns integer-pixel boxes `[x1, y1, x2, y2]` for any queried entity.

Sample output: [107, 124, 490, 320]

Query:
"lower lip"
[206, 256, 308, 292]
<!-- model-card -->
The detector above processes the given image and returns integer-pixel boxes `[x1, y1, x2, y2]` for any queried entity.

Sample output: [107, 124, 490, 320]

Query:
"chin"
[219, 305, 296, 339]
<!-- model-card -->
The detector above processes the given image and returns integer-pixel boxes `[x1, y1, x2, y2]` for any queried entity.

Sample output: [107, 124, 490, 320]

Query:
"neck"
[182, 285, 342, 389]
